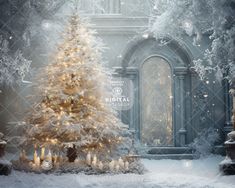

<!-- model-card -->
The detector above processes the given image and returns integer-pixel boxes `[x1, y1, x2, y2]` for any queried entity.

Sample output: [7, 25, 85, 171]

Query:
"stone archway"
[114, 35, 194, 149]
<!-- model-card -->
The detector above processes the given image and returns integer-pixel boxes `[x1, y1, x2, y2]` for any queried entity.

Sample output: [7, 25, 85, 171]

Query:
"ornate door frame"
[114, 36, 194, 147]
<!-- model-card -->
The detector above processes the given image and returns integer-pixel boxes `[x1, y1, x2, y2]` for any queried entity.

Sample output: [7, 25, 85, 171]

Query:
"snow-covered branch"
[0, 35, 31, 89]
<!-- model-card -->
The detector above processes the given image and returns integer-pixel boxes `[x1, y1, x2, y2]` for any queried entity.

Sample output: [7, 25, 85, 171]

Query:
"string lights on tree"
[12, 11, 144, 174]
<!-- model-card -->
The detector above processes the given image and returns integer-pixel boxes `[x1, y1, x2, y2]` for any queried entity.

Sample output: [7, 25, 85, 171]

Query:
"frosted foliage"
[190, 128, 220, 158]
[150, 0, 235, 81]
[0, 36, 31, 87]
[71, 0, 119, 14]
[193, 59, 208, 80]
[31, 0, 66, 14]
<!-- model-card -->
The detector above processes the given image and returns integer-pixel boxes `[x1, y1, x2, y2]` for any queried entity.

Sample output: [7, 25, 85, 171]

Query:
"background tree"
[149, 0, 235, 82]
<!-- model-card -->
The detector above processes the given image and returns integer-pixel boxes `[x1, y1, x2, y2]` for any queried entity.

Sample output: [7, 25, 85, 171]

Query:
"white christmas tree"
[13, 12, 144, 174]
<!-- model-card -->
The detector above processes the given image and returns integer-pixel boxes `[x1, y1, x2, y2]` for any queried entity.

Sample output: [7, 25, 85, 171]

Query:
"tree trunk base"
[66, 145, 77, 162]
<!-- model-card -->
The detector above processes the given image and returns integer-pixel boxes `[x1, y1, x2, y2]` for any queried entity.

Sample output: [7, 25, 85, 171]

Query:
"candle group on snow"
[21, 148, 130, 172]
[85, 152, 129, 172]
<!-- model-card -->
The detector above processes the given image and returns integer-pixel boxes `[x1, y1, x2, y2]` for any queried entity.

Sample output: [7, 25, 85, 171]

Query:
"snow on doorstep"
[0, 155, 235, 188]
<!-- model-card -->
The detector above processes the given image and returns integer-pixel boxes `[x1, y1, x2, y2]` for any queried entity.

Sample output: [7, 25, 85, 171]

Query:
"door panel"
[141, 57, 173, 146]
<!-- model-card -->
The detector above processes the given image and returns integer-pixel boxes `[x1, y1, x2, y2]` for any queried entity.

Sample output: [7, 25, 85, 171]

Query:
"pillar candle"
[124, 161, 129, 171]
[53, 154, 58, 164]
[86, 152, 91, 165]
[75, 157, 80, 164]
[93, 154, 97, 166]
[98, 161, 103, 170]
[91, 160, 96, 168]
[33, 150, 38, 164]
[41, 147, 45, 161]
[31, 163, 36, 169]
[35, 156, 40, 167]
[109, 160, 115, 172]
[20, 150, 26, 161]
[118, 157, 124, 168]
[115, 164, 120, 172]
[47, 150, 52, 162]
[59, 154, 63, 163]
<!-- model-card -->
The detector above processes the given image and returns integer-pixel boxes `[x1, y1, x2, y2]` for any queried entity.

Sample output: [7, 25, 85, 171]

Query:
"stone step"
[146, 147, 193, 155]
[141, 154, 195, 160]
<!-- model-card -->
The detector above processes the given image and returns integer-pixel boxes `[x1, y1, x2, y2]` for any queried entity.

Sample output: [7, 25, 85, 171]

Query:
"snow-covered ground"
[0, 155, 234, 188]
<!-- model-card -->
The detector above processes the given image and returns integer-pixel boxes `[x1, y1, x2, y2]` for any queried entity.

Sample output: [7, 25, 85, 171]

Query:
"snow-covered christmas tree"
[13, 12, 144, 174]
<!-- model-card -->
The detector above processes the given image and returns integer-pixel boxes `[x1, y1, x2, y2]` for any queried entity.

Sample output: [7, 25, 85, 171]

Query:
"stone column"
[174, 67, 188, 147]
[128, 74, 135, 131]
[113, 0, 121, 14]
[178, 75, 187, 146]
[126, 68, 139, 140]
[113, 67, 139, 139]
[223, 76, 233, 134]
